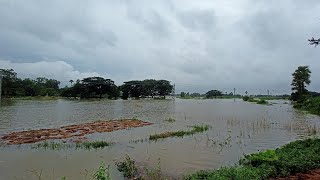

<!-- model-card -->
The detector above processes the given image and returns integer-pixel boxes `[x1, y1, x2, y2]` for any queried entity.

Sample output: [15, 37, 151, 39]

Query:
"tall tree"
[206, 90, 222, 98]
[291, 66, 311, 99]
[0, 69, 18, 97]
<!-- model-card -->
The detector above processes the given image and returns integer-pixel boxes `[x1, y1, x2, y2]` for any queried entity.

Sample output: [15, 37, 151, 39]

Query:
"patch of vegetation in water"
[116, 155, 167, 180]
[93, 163, 111, 180]
[243, 96, 269, 105]
[256, 99, 268, 104]
[78, 141, 112, 150]
[164, 117, 175, 122]
[185, 138, 320, 180]
[149, 124, 210, 141]
[115, 155, 138, 178]
[32, 141, 113, 150]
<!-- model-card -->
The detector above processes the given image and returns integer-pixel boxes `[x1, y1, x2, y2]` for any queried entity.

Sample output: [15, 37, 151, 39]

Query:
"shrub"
[243, 96, 250, 101]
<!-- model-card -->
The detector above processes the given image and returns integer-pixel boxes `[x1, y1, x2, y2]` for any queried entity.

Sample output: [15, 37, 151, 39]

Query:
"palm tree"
[69, 80, 74, 86]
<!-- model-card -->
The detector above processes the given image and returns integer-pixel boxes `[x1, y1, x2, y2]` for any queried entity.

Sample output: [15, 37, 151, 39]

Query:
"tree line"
[0, 69, 173, 99]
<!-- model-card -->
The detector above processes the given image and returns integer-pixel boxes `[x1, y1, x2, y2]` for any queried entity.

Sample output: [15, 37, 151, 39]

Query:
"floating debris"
[1, 119, 153, 145]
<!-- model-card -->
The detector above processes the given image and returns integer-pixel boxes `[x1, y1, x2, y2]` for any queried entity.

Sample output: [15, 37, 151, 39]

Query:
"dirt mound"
[1, 119, 153, 145]
[273, 169, 320, 180]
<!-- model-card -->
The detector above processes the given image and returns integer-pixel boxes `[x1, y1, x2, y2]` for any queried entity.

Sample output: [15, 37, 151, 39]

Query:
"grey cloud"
[0, 0, 320, 94]
[177, 9, 216, 31]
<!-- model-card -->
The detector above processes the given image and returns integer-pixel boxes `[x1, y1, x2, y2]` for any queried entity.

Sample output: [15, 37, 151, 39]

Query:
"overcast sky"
[0, 0, 320, 94]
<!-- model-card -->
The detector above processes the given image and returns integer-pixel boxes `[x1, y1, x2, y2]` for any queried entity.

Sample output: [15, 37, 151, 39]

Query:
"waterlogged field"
[0, 98, 319, 179]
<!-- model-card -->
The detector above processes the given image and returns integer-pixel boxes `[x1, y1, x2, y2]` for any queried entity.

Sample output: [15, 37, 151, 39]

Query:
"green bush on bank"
[294, 97, 320, 115]
[185, 138, 320, 180]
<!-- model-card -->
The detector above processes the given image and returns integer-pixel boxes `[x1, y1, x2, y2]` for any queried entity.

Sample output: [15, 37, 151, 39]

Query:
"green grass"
[115, 155, 138, 178]
[243, 96, 269, 105]
[164, 117, 176, 122]
[256, 99, 268, 104]
[79, 141, 112, 149]
[32, 141, 113, 150]
[93, 163, 111, 180]
[294, 96, 320, 115]
[185, 138, 320, 180]
[149, 124, 210, 141]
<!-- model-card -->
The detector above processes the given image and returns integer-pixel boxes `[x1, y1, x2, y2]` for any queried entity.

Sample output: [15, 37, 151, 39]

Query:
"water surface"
[0, 98, 319, 179]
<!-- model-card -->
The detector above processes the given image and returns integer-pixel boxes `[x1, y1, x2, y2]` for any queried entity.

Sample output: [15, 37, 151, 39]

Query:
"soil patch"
[1, 119, 153, 145]
[273, 169, 320, 180]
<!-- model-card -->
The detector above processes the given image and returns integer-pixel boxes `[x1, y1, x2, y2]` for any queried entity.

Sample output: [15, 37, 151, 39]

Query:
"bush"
[256, 99, 268, 104]
[185, 138, 320, 179]
[243, 96, 250, 101]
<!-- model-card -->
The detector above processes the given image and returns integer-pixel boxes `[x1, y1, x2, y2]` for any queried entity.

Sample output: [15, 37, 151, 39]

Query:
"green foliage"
[185, 138, 320, 179]
[291, 66, 311, 100]
[294, 96, 320, 115]
[243, 96, 269, 105]
[93, 163, 111, 180]
[164, 117, 175, 122]
[115, 155, 138, 178]
[0, 69, 60, 97]
[61, 77, 119, 99]
[120, 79, 173, 99]
[240, 150, 278, 167]
[149, 124, 210, 141]
[184, 166, 273, 180]
[256, 99, 268, 104]
[242, 96, 250, 101]
[80, 141, 112, 149]
[206, 90, 222, 98]
[33, 141, 112, 150]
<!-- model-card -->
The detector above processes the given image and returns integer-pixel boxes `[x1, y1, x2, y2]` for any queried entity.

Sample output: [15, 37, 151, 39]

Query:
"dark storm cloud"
[0, 0, 320, 94]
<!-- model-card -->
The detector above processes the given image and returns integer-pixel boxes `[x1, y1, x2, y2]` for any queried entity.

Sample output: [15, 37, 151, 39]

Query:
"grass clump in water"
[243, 96, 269, 105]
[33, 141, 113, 150]
[164, 117, 175, 122]
[79, 141, 112, 150]
[256, 99, 268, 104]
[93, 163, 111, 180]
[149, 124, 210, 141]
[115, 155, 138, 178]
[185, 138, 320, 179]
[33, 141, 71, 150]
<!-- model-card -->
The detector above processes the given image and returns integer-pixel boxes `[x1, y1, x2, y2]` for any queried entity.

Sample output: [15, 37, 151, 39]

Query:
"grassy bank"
[185, 138, 320, 180]
[149, 124, 210, 141]
[293, 96, 320, 115]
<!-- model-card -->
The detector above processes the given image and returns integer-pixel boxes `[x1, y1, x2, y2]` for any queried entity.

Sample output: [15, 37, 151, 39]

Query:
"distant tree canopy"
[0, 69, 173, 100]
[206, 90, 222, 98]
[61, 77, 119, 99]
[291, 66, 311, 101]
[0, 69, 60, 97]
[120, 79, 173, 99]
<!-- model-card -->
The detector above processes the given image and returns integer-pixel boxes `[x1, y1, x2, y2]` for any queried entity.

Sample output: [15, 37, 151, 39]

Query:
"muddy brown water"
[0, 98, 319, 179]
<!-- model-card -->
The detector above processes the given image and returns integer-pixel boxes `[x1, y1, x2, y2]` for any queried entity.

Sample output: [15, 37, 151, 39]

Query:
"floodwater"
[0, 98, 319, 179]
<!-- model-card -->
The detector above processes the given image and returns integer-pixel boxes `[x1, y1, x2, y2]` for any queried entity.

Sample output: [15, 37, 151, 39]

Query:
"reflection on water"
[0, 99, 319, 179]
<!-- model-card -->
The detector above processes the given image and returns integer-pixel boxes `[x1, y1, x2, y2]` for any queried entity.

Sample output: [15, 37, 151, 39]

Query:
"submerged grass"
[33, 141, 113, 150]
[164, 117, 176, 122]
[79, 141, 112, 149]
[149, 124, 210, 141]
[115, 155, 138, 178]
[243, 96, 269, 105]
[185, 138, 320, 180]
